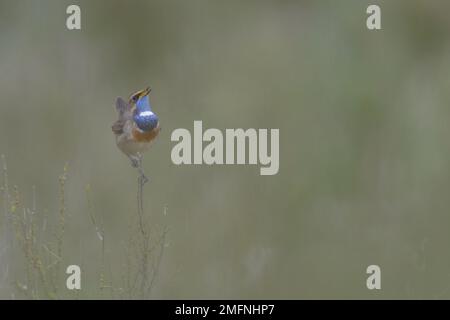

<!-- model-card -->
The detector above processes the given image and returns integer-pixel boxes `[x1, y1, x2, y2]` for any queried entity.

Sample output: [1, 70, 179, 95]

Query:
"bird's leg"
[129, 155, 140, 168]
[135, 153, 149, 185]
[128, 154, 149, 184]
[138, 166, 149, 185]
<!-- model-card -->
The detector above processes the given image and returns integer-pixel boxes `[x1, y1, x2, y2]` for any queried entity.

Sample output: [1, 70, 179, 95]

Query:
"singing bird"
[112, 87, 161, 182]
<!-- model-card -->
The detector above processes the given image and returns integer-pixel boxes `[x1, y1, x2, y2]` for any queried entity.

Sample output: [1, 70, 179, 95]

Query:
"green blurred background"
[1, 0, 450, 299]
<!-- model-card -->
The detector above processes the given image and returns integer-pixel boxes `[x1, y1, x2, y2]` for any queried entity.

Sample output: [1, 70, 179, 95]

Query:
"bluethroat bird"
[112, 87, 161, 183]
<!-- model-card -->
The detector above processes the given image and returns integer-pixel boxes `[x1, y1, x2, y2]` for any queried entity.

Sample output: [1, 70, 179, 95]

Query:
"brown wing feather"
[112, 97, 133, 135]
[111, 119, 125, 134]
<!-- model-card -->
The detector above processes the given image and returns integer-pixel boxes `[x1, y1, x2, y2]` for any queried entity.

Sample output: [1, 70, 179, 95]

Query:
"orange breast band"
[132, 126, 160, 142]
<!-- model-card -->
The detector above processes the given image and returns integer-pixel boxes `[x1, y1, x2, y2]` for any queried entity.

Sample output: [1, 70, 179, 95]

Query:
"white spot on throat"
[139, 111, 154, 117]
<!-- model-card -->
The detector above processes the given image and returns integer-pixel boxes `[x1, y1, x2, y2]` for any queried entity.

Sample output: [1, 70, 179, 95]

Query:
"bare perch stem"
[135, 152, 148, 235]
[137, 171, 147, 236]
[123, 154, 168, 299]
[147, 227, 168, 297]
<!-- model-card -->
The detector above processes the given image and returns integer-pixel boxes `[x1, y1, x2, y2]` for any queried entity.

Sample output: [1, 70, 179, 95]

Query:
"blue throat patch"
[134, 95, 158, 132]
[136, 95, 151, 112]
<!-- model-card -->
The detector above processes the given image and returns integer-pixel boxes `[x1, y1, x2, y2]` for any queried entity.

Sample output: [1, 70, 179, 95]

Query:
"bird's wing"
[115, 97, 131, 114]
[112, 97, 133, 135]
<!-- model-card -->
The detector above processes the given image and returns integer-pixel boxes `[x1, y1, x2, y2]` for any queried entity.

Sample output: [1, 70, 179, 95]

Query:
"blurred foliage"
[1, 0, 450, 299]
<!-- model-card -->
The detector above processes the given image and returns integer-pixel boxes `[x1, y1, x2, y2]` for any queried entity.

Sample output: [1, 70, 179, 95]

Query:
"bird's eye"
[133, 95, 139, 102]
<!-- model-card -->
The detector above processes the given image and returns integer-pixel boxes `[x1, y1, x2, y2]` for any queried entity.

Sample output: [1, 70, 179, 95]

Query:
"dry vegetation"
[0, 155, 167, 299]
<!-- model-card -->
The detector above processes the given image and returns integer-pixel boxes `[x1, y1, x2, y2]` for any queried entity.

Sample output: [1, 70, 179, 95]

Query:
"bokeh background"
[1, 0, 450, 299]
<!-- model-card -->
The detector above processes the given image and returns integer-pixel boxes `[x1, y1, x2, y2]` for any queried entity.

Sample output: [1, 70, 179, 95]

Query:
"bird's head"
[130, 87, 159, 132]
[129, 87, 151, 105]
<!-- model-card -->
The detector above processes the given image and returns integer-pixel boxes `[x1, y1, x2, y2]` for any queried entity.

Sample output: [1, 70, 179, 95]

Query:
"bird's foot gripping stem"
[130, 153, 149, 185]
[138, 167, 149, 185]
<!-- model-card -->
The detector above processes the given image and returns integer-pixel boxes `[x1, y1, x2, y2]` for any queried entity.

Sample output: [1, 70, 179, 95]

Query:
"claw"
[140, 174, 149, 184]
[129, 154, 149, 184]
[138, 165, 149, 184]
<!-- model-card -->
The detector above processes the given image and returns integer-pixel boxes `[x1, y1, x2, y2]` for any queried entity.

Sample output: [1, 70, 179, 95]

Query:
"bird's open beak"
[142, 87, 151, 96]
[129, 87, 152, 104]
